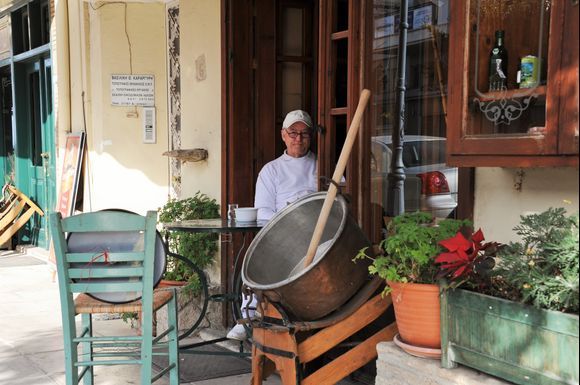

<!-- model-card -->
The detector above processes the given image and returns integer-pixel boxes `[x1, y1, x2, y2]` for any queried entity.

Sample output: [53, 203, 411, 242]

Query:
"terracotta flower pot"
[387, 280, 441, 349]
[157, 279, 187, 288]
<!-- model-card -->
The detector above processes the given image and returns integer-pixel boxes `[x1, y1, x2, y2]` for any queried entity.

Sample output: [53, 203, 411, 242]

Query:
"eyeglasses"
[284, 129, 313, 139]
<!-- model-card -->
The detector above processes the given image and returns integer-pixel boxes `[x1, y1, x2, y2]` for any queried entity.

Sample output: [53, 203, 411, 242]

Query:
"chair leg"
[167, 290, 180, 385]
[141, 308, 154, 385]
[81, 314, 94, 385]
[63, 314, 79, 385]
[251, 345, 264, 385]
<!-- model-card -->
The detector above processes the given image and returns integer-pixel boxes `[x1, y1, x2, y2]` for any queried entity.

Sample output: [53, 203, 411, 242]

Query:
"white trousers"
[240, 293, 257, 318]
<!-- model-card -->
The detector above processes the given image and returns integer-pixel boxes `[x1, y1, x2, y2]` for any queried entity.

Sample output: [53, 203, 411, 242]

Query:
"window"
[11, 0, 51, 55]
[369, 1, 456, 227]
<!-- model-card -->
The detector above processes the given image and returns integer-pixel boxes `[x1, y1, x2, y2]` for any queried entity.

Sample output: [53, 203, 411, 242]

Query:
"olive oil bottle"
[488, 30, 509, 91]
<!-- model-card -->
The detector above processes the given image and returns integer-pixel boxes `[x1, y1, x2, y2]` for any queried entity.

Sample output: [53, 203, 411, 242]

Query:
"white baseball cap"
[282, 110, 313, 129]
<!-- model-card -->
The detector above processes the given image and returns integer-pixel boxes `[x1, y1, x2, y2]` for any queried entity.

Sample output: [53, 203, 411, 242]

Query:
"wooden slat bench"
[0, 185, 44, 248]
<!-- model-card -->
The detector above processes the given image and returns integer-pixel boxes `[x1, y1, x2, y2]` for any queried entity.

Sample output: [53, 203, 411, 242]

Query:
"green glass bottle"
[488, 30, 509, 91]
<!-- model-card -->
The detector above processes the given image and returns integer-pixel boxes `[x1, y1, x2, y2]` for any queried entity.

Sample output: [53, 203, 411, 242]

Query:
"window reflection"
[370, 0, 457, 233]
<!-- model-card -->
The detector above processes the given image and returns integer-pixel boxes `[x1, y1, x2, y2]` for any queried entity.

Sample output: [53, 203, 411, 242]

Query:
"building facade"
[0, 0, 577, 257]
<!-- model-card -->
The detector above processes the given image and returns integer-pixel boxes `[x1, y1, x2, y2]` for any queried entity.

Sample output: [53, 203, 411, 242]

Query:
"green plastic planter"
[441, 288, 579, 385]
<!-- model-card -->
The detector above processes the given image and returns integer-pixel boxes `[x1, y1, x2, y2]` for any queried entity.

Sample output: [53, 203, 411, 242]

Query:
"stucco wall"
[67, 1, 222, 214]
[80, 2, 170, 214]
[178, 1, 221, 202]
[474, 167, 579, 243]
[57, 1, 223, 284]
[177, 1, 222, 285]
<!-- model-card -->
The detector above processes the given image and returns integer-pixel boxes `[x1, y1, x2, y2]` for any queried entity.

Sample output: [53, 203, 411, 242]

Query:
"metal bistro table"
[162, 218, 266, 357]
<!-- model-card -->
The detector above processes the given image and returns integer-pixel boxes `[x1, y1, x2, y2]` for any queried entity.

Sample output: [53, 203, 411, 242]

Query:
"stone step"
[376, 342, 511, 385]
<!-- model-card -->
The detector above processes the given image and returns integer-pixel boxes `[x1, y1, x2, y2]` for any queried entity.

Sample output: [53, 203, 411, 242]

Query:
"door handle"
[41, 152, 50, 177]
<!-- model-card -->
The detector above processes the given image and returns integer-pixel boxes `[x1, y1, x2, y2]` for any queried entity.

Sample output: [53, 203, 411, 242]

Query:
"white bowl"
[235, 207, 258, 222]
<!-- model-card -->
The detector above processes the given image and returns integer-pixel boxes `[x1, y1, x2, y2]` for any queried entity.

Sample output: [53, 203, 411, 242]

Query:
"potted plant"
[158, 191, 220, 295]
[355, 211, 471, 353]
[439, 208, 579, 385]
[123, 192, 221, 331]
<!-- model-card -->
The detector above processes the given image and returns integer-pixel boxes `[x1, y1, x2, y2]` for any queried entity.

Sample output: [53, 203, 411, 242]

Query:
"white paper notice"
[111, 74, 155, 106]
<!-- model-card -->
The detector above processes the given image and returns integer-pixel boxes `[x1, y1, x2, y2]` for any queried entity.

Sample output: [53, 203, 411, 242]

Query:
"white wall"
[61, 1, 223, 213]
[77, 2, 170, 215]
[474, 167, 579, 243]
[57, 1, 224, 284]
[172, 1, 222, 285]
[178, 1, 221, 202]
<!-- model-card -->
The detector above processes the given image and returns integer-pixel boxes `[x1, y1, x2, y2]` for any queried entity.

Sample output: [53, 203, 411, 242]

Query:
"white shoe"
[226, 323, 248, 341]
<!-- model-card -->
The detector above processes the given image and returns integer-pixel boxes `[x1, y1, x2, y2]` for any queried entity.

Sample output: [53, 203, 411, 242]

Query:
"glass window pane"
[29, 71, 42, 166]
[282, 7, 303, 56]
[281, 62, 304, 113]
[467, 0, 550, 136]
[334, 0, 349, 32]
[334, 39, 348, 108]
[370, 0, 457, 221]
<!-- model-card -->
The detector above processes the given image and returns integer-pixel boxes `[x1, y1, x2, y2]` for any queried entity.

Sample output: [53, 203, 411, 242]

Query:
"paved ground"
[0, 248, 371, 385]
[0, 248, 280, 385]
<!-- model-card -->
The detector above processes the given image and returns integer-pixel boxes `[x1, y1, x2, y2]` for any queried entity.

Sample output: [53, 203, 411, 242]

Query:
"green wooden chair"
[49, 210, 180, 385]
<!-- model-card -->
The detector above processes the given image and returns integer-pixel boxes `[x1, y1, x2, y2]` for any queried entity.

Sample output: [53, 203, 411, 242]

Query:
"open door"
[222, 0, 318, 325]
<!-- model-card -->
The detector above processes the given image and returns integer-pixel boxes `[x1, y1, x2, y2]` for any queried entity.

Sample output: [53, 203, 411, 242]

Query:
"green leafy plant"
[121, 311, 139, 327]
[354, 212, 471, 292]
[158, 192, 220, 295]
[489, 208, 579, 313]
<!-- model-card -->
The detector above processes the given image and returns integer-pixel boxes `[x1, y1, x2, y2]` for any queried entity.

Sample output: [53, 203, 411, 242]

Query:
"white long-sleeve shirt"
[254, 151, 317, 221]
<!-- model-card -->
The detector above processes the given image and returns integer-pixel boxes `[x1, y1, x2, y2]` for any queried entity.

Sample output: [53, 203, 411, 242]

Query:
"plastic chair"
[49, 210, 180, 385]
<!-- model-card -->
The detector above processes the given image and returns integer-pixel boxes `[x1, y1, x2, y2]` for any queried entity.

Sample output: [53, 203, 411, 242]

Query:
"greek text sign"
[111, 74, 155, 106]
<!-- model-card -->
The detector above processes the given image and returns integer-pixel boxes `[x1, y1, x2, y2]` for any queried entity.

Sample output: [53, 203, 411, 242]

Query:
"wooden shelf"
[162, 149, 208, 163]
[475, 85, 546, 102]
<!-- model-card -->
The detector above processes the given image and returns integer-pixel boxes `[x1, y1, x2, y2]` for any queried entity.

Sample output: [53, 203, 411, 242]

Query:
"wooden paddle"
[303, 89, 371, 268]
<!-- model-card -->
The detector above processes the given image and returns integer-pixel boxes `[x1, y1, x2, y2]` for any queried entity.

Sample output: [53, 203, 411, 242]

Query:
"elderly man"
[254, 109, 318, 221]
[227, 109, 318, 340]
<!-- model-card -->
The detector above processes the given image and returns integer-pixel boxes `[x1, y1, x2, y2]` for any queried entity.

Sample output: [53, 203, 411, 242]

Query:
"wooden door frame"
[221, 0, 254, 325]
[317, 0, 367, 227]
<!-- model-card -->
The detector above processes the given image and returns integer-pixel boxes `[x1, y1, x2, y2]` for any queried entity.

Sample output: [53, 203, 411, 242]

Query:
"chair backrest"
[49, 210, 158, 312]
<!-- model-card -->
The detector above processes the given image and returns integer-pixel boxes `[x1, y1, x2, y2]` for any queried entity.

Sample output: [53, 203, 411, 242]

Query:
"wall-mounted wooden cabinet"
[447, 0, 578, 167]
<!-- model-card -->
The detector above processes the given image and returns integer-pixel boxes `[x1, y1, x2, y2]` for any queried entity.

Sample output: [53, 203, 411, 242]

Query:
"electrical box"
[143, 107, 156, 144]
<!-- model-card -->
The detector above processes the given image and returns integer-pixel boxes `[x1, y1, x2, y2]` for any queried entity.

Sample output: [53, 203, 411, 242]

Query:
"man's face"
[281, 122, 312, 158]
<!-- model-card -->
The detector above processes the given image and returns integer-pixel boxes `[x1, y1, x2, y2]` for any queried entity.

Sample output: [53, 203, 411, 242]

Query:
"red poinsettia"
[436, 228, 499, 284]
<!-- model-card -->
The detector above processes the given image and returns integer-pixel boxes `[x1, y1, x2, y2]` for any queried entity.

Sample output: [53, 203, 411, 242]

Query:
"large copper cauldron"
[241, 192, 372, 321]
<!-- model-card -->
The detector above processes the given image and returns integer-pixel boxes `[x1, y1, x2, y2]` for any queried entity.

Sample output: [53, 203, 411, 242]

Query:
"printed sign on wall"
[111, 74, 155, 106]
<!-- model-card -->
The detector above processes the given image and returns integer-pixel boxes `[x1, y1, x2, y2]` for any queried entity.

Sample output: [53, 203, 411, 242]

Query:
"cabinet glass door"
[467, 0, 550, 137]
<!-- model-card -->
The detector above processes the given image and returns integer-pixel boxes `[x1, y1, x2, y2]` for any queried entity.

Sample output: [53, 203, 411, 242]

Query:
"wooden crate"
[441, 289, 579, 385]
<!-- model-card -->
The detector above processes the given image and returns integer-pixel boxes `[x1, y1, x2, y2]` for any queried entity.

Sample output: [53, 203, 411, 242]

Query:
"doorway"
[13, 56, 55, 248]
[222, 0, 318, 323]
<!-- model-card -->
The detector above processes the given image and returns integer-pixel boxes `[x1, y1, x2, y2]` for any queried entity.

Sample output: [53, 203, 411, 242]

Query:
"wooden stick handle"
[303, 89, 371, 268]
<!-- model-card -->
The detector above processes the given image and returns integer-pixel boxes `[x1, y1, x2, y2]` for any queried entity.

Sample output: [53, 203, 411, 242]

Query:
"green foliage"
[354, 212, 471, 290]
[492, 208, 579, 313]
[158, 192, 220, 295]
[121, 311, 139, 327]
